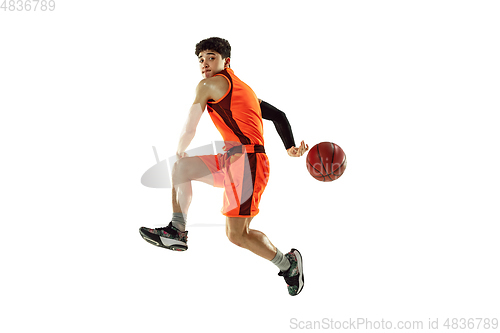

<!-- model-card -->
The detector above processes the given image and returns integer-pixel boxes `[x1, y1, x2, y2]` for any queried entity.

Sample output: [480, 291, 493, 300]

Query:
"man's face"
[198, 50, 229, 78]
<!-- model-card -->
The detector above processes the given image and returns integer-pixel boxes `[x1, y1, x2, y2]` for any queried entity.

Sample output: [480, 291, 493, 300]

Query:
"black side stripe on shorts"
[239, 152, 257, 216]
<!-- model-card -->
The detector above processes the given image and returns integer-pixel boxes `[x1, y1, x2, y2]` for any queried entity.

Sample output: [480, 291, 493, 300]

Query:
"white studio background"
[1, 1, 499, 332]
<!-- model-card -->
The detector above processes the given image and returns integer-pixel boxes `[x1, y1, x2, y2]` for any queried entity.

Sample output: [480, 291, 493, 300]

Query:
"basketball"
[306, 142, 347, 182]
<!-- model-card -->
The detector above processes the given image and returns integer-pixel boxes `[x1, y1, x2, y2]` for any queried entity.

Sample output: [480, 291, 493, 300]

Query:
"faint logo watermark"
[141, 141, 257, 228]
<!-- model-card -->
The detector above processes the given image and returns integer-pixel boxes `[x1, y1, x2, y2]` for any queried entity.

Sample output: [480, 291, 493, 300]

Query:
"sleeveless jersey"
[206, 68, 264, 150]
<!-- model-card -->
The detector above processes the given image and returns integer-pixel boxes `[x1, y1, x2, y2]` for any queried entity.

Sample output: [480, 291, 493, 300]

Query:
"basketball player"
[139, 37, 308, 296]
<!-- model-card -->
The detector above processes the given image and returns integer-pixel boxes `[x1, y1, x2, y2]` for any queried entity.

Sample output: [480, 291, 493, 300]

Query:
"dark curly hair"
[195, 37, 231, 60]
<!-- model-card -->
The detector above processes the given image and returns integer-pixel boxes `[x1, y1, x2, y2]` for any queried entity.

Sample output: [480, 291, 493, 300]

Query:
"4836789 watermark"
[1, 0, 55, 11]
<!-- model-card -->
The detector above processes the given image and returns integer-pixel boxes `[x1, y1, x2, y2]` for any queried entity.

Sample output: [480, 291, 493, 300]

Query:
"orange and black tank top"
[206, 68, 264, 150]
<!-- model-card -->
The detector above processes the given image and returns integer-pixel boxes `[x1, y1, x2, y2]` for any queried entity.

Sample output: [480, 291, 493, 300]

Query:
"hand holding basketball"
[287, 140, 309, 157]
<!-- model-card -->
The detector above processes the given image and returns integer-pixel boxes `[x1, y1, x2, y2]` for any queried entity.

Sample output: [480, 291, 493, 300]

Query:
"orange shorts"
[198, 148, 270, 217]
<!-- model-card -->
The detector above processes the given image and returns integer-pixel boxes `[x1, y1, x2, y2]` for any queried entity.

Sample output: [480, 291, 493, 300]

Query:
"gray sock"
[271, 248, 291, 272]
[171, 212, 187, 232]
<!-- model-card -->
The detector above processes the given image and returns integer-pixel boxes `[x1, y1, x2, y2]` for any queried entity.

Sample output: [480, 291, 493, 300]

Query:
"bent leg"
[225, 216, 277, 260]
[172, 156, 214, 216]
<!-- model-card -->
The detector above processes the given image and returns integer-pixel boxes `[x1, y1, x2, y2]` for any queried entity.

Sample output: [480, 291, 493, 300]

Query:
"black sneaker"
[278, 248, 304, 296]
[139, 222, 188, 251]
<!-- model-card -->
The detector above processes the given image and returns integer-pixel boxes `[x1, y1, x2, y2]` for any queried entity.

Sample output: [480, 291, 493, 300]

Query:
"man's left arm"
[258, 99, 309, 157]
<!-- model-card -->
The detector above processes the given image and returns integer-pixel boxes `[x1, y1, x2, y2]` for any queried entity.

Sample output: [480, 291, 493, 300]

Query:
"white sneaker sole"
[160, 236, 187, 249]
[139, 228, 188, 251]
[292, 248, 304, 294]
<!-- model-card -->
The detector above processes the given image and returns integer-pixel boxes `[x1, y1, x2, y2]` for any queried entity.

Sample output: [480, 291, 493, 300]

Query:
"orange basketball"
[306, 142, 346, 182]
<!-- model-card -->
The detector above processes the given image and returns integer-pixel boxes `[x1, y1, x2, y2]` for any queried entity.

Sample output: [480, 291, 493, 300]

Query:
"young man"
[139, 37, 308, 296]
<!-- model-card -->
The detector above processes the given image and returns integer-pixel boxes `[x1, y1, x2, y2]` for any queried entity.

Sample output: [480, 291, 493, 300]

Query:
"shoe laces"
[155, 224, 185, 237]
[154, 225, 176, 235]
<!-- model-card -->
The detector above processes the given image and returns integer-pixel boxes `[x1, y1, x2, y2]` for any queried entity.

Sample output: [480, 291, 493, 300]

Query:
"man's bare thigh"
[175, 156, 214, 186]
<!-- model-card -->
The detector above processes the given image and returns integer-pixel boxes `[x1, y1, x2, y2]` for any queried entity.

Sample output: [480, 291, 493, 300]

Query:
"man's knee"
[226, 227, 244, 247]
[172, 158, 195, 184]
[226, 217, 251, 247]
[172, 158, 187, 179]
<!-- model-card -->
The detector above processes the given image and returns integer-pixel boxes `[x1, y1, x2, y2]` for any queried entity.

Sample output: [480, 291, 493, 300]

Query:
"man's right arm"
[176, 80, 212, 157]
